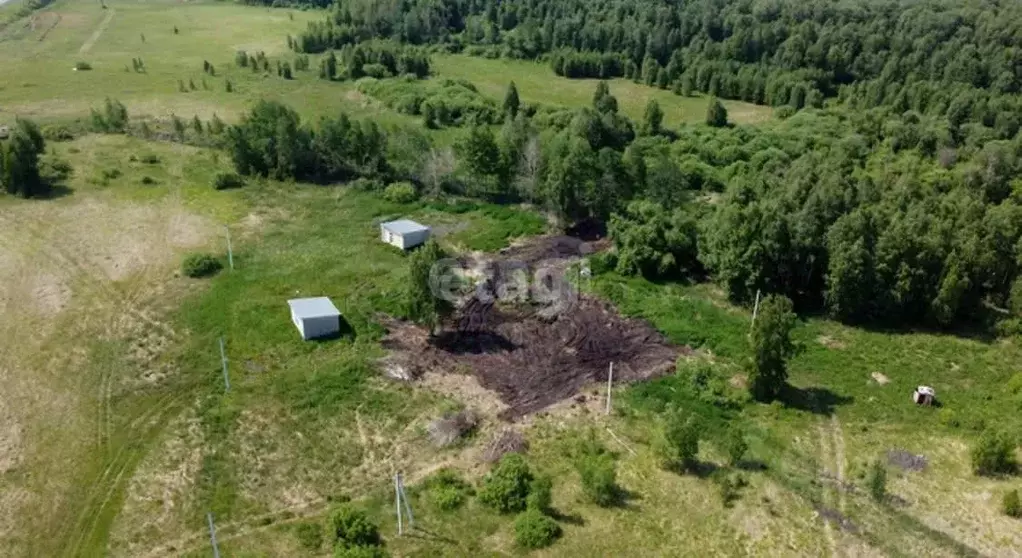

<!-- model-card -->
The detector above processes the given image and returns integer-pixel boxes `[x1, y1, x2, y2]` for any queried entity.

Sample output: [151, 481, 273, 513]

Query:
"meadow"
[0, 1, 1020, 557]
[431, 54, 775, 127]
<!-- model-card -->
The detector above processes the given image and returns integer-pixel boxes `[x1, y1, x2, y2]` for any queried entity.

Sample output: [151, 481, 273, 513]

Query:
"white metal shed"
[380, 219, 431, 250]
[287, 297, 341, 340]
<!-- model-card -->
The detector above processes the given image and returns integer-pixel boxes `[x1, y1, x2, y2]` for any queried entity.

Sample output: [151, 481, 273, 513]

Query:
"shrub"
[713, 471, 747, 507]
[74, 61, 92, 71]
[213, 172, 244, 190]
[423, 468, 473, 512]
[576, 450, 618, 507]
[362, 63, 391, 79]
[140, 175, 158, 185]
[1008, 373, 1022, 396]
[866, 459, 887, 502]
[655, 408, 701, 472]
[41, 124, 75, 142]
[513, 509, 561, 549]
[140, 153, 161, 164]
[293, 521, 324, 550]
[328, 505, 380, 548]
[526, 475, 553, 514]
[1004, 489, 1021, 518]
[181, 253, 222, 278]
[351, 177, 384, 191]
[724, 427, 748, 466]
[939, 408, 960, 428]
[971, 429, 1019, 476]
[478, 453, 533, 513]
[383, 181, 417, 203]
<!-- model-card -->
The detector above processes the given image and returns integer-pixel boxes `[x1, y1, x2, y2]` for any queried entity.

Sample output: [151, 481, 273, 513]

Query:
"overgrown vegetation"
[478, 453, 534, 514]
[971, 429, 1019, 476]
[181, 253, 223, 278]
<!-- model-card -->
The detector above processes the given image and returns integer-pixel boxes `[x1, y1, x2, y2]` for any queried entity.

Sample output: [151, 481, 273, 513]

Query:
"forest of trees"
[269, 0, 1022, 332]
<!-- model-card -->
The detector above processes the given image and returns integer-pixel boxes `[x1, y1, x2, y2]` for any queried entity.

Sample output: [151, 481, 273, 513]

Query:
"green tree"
[705, 96, 728, 127]
[456, 124, 501, 179]
[609, 200, 698, 278]
[478, 453, 533, 513]
[503, 81, 521, 119]
[593, 81, 618, 114]
[1, 118, 47, 198]
[641, 98, 664, 135]
[749, 295, 797, 401]
[406, 239, 451, 334]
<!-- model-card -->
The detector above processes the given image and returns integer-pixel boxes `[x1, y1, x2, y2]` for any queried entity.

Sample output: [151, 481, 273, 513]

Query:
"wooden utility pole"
[605, 362, 614, 415]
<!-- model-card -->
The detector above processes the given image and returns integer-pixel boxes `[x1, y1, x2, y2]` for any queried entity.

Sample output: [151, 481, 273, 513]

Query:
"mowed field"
[432, 54, 775, 126]
[0, 0, 418, 126]
[1, 1, 1022, 558]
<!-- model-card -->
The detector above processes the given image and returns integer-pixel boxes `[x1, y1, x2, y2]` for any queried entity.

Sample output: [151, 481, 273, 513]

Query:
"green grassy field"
[0, 0, 427, 128]
[432, 54, 774, 127]
[2, 1, 1021, 557]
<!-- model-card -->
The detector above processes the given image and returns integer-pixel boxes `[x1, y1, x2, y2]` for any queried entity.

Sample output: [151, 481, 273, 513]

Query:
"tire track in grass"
[78, 8, 114, 55]
[817, 422, 840, 558]
[0, 210, 190, 556]
[61, 390, 191, 557]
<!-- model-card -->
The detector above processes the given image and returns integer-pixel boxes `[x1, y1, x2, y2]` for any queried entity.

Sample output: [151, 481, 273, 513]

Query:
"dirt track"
[380, 235, 687, 419]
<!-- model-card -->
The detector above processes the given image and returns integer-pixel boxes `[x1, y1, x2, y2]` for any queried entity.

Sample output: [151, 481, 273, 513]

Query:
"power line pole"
[750, 289, 762, 331]
[207, 512, 221, 558]
[225, 227, 234, 271]
[394, 473, 403, 536]
[605, 362, 614, 415]
[398, 473, 414, 529]
[219, 337, 230, 392]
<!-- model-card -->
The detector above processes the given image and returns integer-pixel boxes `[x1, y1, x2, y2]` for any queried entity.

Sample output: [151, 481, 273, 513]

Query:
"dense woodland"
[217, 0, 1022, 332]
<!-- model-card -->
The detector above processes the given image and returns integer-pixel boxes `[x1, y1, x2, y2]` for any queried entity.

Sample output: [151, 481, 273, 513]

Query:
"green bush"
[383, 181, 417, 203]
[140, 175, 158, 185]
[140, 153, 161, 164]
[654, 408, 701, 472]
[526, 475, 553, 514]
[423, 468, 473, 512]
[328, 505, 381, 548]
[293, 521, 324, 550]
[74, 61, 92, 71]
[723, 427, 748, 466]
[1004, 489, 1021, 518]
[939, 408, 961, 428]
[573, 436, 619, 507]
[181, 253, 223, 278]
[351, 177, 384, 191]
[213, 172, 244, 190]
[971, 429, 1019, 476]
[478, 453, 533, 513]
[866, 459, 887, 502]
[1008, 373, 1022, 395]
[513, 509, 561, 549]
[41, 124, 76, 142]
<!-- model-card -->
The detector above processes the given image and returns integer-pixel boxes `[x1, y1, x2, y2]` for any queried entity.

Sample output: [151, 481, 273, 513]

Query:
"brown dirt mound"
[380, 234, 686, 419]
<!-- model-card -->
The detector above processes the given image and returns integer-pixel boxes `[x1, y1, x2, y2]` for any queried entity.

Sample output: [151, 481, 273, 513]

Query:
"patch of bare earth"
[380, 235, 686, 419]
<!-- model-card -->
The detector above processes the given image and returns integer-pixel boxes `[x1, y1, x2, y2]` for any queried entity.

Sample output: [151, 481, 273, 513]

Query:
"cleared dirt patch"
[380, 235, 685, 419]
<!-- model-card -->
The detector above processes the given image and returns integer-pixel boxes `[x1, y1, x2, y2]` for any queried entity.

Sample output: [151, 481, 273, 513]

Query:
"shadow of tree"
[780, 385, 854, 415]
